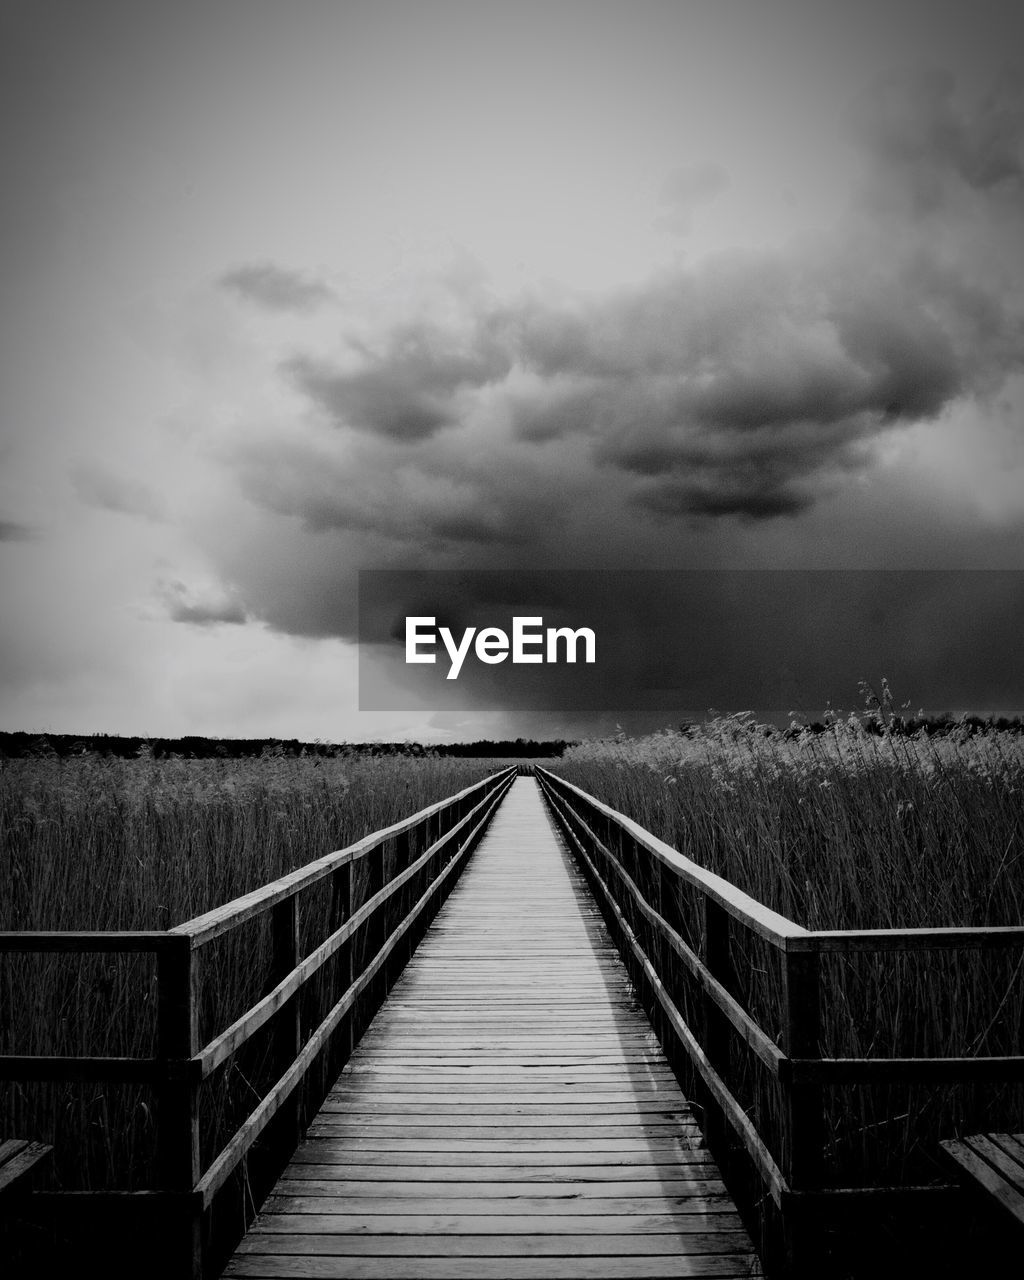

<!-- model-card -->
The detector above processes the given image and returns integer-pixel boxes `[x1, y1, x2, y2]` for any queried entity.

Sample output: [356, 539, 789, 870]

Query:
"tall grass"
[0, 749, 496, 1191]
[549, 714, 1024, 1186]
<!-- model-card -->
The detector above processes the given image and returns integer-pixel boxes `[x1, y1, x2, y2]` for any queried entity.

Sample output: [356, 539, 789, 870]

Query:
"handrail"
[535, 765, 1024, 1226]
[0, 765, 516, 1277]
[195, 783, 506, 1079]
[540, 769, 810, 946]
[171, 770, 513, 947]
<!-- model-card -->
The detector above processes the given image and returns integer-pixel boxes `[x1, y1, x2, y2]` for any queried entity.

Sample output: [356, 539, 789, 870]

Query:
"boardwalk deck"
[223, 778, 763, 1279]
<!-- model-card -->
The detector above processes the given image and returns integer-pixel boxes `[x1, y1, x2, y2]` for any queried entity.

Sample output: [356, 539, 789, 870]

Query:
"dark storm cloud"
[638, 477, 808, 521]
[71, 463, 166, 521]
[509, 242, 1021, 516]
[284, 317, 513, 440]
[232, 433, 555, 551]
[220, 263, 335, 312]
[271, 73, 1023, 521]
[0, 518, 35, 542]
[210, 69, 1024, 725]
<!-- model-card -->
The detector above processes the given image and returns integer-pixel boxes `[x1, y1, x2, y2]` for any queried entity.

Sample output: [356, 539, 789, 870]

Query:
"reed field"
[4, 714, 1023, 1214]
[548, 706, 1024, 1190]
[0, 749, 497, 1192]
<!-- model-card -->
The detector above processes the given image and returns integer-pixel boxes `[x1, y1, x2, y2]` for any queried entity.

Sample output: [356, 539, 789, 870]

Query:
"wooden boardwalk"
[223, 778, 762, 1278]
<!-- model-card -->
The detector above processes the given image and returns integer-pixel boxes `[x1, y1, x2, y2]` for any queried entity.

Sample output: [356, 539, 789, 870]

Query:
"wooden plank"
[341, 1057, 670, 1067]
[282, 1159, 716, 1178]
[334, 1065, 679, 1079]
[317, 1100, 691, 1115]
[323, 1089, 682, 1100]
[245, 1210, 742, 1234]
[991, 1133, 1024, 1169]
[354, 1037, 662, 1048]
[295, 1142, 707, 1159]
[271, 1178, 728, 1197]
[0, 1139, 29, 1166]
[234, 1232, 752, 1256]
[264, 1193, 734, 1215]
[0, 1141, 52, 1195]
[965, 1135, 1024, 1196]
[290, 1146, 709, 1165]
[223, 1255, 762, 1278]
[307, 1126, 702, 1142]
[311, 1110, 693, 1125]
[941, 1136, 1024, 1229]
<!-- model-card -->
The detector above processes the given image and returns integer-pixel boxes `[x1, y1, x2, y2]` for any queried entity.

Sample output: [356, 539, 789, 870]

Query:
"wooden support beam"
[156, 935, 202, 1280]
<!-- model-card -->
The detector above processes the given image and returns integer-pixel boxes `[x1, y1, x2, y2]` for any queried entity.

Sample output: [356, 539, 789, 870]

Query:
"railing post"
[781, 944, 823, 1275]
[703, 897, 734, 1155]
[329, 864, 354, 1065]
[270, 895, 302, 1148]
[425, 813, 443, 919]
[376, 841, 392, 997]
[392, 833, 413, 973]
[156, 937, 201, 1280]
[648, 857, 670, 1061]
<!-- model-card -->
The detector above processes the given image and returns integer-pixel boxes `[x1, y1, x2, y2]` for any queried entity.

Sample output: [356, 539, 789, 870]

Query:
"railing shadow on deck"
[535, 766, 1024, 1278]
[0, 766, 516, 1278]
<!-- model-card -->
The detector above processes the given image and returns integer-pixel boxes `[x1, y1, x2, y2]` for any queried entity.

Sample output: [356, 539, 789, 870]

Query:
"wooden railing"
[0, 766, 515, 1277]
[536, 767, 1024, 1263]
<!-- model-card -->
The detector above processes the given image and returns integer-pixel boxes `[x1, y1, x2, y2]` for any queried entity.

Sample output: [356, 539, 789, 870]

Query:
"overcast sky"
[2, 0, 1023, 741]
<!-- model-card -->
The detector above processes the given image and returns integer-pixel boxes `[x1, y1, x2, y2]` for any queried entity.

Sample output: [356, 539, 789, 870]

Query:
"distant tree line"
[0, 732, 573, 760]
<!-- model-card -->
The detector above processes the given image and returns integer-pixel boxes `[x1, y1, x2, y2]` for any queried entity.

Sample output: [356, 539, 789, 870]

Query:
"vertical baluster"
[157, 937, 202, 1280]
[270, 895, 302, 1149]
[648, 858, 669, 1051]
[377, 839, 391, 998]
[781, 945, 823, 1275]
[330, 863, 354, 1066]
[392, 831, 412, 977]
[703, 898, 734, 1154]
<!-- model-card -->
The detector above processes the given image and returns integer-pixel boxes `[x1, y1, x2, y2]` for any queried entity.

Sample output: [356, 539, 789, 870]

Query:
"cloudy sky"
[2, 0, 1023, 741]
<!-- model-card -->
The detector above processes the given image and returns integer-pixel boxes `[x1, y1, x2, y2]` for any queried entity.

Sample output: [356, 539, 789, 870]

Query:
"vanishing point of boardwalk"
[223, 778, 763, 1278]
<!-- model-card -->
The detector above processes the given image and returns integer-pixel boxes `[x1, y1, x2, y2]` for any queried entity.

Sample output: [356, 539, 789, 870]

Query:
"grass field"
[0, 750, 497, 1191]
[548, 712, 1024, 1187]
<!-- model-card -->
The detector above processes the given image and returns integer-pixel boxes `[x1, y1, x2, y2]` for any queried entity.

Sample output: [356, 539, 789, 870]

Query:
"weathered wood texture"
[0, 1139, 52, 1197]
[224, 778, 763, 1279]
[940, 1133, 1024, 1230]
